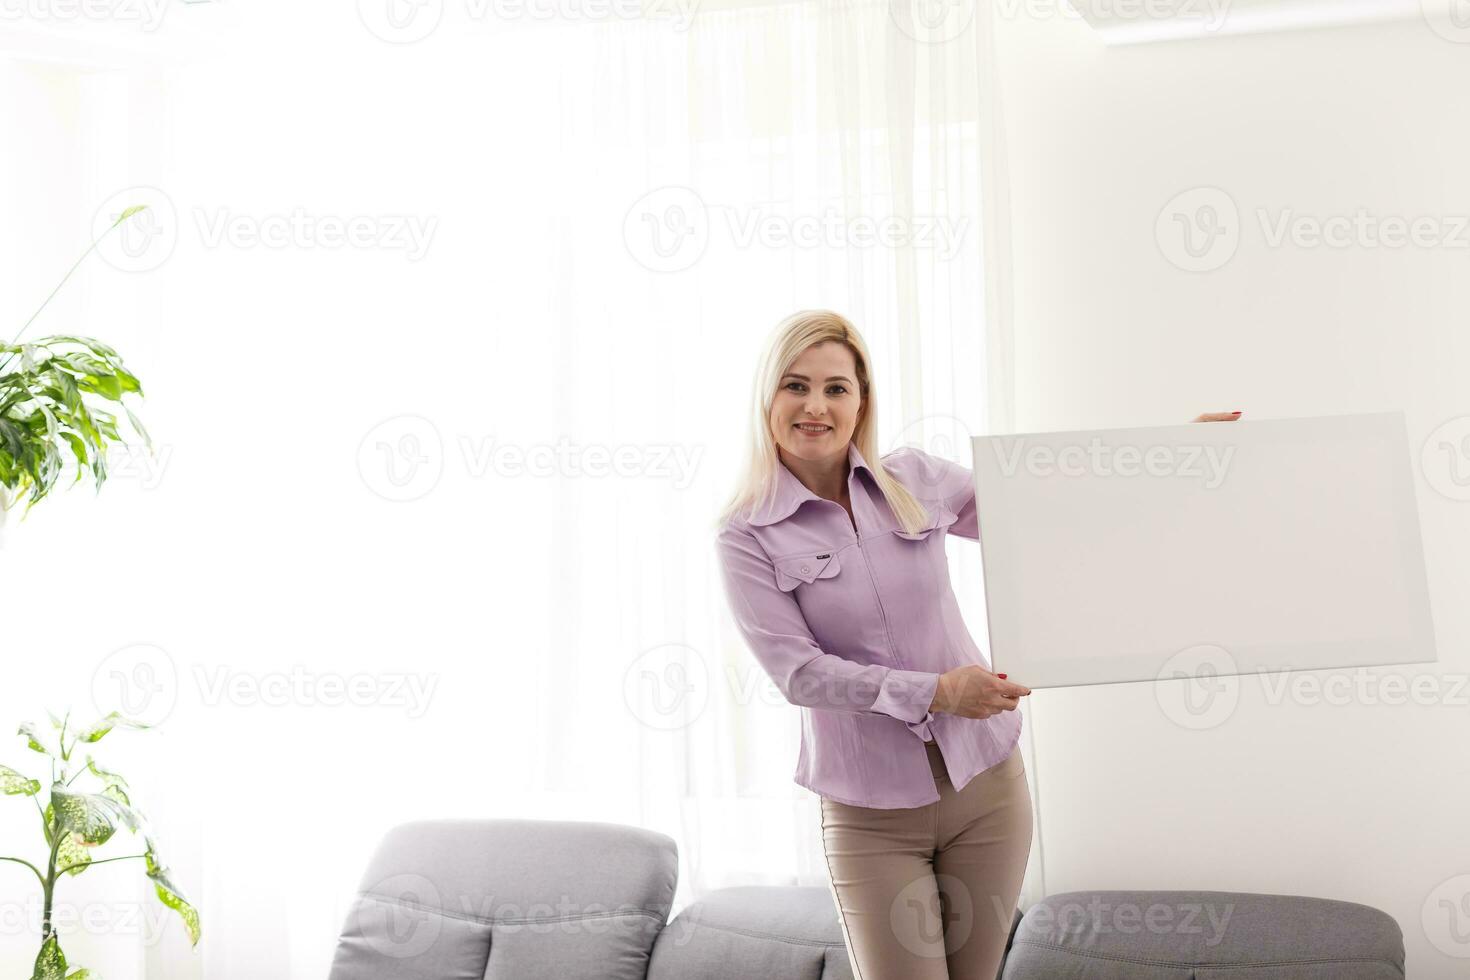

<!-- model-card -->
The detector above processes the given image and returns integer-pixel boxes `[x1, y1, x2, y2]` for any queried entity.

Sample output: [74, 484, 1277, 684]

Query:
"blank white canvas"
[971, 412, 1438, 688]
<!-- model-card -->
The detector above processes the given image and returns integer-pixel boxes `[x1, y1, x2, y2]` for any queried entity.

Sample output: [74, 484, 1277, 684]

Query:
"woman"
[714, 309, 1240, 980]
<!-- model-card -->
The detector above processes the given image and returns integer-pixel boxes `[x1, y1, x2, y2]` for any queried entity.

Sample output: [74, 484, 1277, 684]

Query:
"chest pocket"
[893, 504, 955, 541]
[772, 551, 842, 592]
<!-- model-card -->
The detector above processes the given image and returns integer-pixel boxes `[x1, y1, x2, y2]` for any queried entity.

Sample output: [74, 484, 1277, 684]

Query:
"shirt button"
[800, 565, 811, 574]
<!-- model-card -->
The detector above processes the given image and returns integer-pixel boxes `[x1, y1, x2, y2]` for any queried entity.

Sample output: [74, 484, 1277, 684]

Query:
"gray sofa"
[326, 819, 1406, 979]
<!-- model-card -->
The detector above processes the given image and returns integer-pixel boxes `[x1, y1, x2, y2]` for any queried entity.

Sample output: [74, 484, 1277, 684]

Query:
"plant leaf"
[18, 724, 51, 756]
[77, 712, 150, 745]
[85, 757, 129, 789]
[50, 787, 117, 847]
[56, 831, 91, 877]
[146, 847, 201, 946]
[0, 764, 41, 796]
[30, 935, 67, 980]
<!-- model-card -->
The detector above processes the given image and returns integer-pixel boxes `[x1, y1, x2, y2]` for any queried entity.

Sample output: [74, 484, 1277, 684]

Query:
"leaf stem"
[57, 853, 148, 876]
[0, 855, 45, 887]
[0, 205, 145, 371]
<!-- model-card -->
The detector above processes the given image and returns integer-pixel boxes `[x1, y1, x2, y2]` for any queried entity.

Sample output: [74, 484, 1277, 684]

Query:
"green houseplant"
[1, 711, 199, 979]
[0, 205, 153, 533]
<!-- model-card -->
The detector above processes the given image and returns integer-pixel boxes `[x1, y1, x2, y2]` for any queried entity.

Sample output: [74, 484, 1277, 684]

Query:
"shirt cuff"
[905, 713, 936, 741]
[871, 668, 941, 727]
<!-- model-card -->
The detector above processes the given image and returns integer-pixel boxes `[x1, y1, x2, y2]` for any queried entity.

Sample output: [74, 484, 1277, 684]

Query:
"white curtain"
[0, 1, 1038, 977]
[545, 0, 1040, 910]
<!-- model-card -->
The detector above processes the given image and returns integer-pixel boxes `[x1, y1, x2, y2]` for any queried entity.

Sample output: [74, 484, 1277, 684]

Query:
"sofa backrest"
[326, 819, 677, 980]
[1001, 889, 1406, 979]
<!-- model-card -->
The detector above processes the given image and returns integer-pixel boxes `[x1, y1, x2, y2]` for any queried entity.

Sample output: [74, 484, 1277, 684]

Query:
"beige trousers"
[819, 739, 1033, 980]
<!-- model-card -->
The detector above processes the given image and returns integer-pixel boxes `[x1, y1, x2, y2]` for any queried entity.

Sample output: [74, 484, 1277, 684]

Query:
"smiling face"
[769, 341, 863, 465]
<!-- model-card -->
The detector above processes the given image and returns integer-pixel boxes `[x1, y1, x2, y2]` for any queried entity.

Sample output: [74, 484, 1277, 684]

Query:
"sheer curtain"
[543, 0, 1043, 916]
[1, 1, 1038, 978]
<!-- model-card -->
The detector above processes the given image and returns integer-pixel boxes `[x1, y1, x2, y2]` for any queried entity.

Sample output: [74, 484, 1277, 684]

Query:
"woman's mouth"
[794, 422, 832, 436]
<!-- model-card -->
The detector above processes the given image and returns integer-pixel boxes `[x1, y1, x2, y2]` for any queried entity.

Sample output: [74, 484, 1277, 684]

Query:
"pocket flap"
[773, 551, 841, 591]
[893, 505, 955, 541]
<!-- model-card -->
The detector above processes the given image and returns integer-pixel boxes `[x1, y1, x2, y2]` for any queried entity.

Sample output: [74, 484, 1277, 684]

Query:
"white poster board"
[972, 412, 1437, 688]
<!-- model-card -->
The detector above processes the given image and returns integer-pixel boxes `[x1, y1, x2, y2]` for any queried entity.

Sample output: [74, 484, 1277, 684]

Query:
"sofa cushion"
[1000, 890, 1404, 979]
[647, 885, 1024, 980]
[327, 819, 677, 980]
[648, 886, 853, 980]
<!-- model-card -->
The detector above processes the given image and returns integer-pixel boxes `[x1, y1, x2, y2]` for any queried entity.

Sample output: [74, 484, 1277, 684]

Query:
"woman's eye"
[827, 385, 847, 396]
[785, 382, 806, 393]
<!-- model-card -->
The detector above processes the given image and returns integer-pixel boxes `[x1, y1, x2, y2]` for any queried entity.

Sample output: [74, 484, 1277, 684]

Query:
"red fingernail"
[998, 673, 1007, 679]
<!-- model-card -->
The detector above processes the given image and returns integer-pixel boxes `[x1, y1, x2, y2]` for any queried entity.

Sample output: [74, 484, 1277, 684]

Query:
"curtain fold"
[548, 0, 1038, 915]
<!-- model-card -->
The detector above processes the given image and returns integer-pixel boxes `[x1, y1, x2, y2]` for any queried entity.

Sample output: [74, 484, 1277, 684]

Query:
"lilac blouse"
[715, 441, 1023, 809]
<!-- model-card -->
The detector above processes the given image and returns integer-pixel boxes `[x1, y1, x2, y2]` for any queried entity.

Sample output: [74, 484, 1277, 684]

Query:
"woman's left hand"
[1192, 411, 1243, 422]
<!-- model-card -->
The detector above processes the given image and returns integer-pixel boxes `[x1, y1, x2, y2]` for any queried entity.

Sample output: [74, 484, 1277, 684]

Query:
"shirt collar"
[747, 441, 874, 527]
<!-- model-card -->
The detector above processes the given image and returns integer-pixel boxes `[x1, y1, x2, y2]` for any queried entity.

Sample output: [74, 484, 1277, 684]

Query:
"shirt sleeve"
[909, 447, 979, 541]
[716, 524, 941, 727]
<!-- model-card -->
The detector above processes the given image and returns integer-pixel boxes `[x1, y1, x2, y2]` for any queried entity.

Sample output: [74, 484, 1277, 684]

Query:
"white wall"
[991, 8, 1470, 977]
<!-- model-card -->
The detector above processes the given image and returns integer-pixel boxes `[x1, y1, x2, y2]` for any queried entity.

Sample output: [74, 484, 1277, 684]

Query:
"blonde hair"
[715, 309, 932, 535]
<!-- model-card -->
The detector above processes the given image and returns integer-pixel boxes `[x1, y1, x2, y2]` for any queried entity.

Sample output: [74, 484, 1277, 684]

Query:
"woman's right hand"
[932, 665, 1032, 719]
